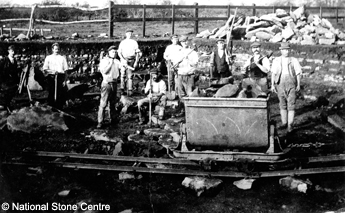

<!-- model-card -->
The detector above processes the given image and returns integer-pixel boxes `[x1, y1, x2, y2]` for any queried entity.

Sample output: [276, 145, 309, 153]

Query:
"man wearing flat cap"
[118, 28, 142, 96]
[175, 35, 199, 97]
[271, 42, 302, 133]
[137, 68, 167, 124]
[97, 45, 121, 129]
[210, 39, 232, 79]
[241, 41, 271, 97]
[43, 42, 68, 109]
[163, 34, 182, 93]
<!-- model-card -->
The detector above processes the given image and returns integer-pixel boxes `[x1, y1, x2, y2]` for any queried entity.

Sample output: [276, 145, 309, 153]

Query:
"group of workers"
[0, 29, 302, 133]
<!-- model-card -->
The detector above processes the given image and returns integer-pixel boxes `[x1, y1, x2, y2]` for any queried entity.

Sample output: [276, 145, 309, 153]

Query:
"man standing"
[97, 46, 121, 129]
[163, 34, 181, 92]
[175, 35, 199, 99]
[243, 42, 270, 94]
[210, 39, 232, 79]
[271, 42, 302, 133]
[118, 29, 141, 96]
[138, 68, 167, 125]
[0, 45, 21, 111]
[43, 43, 68, 110]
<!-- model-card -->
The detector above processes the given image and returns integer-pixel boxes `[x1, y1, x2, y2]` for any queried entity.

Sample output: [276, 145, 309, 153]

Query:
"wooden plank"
[3, 28, 51, 31]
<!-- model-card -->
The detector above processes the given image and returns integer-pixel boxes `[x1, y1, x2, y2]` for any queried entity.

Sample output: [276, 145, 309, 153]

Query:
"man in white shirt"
[137, 68, 167, 125]
[118, 29, 142, 96]
[175, 35, 199, 99]
[43, 43, 68, 109]
[271, 42, 302, 133]
[97, 46, 121, 129]
[163, 34, 181, 92]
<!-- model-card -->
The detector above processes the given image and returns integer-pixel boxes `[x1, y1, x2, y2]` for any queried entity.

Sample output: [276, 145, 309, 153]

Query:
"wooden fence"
[1, 2, 345, 38]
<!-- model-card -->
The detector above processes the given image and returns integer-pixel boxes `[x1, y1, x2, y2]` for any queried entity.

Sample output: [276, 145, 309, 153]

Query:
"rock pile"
[196, 5, 345, 45]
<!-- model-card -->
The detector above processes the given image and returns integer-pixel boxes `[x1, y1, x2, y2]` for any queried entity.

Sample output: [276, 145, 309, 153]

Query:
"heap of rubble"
[196, 5, 345, 45]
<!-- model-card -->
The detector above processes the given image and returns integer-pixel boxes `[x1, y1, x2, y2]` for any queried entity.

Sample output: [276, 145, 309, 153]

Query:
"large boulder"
[214, 84, 239, 98]
[7, 106, 69, 133]
[318, 37, 335, 45]
[255, 31, 273, 41]
[282, 27, 295, 40]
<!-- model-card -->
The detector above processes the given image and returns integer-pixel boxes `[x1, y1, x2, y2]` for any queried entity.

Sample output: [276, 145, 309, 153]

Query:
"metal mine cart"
[173, 97, 288, 163]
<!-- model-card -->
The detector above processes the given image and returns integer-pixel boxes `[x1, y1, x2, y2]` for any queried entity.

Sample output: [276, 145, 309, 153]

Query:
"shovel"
[148, 73, 152, 127]
[54, 73, 58, 102]
[166, 61, 177, 100]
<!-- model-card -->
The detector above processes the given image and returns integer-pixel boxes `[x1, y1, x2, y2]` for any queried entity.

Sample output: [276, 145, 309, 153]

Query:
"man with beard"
[271, 42, 302, 133]
[210, 39, 232, 79]
[43, 43, 68, 109]
[118, 29, 141, 96]
[97, 45, 121, 129]
[137, 68, 167, 125]
[241, 42, 270, 97]
[0, 45, 21, 111]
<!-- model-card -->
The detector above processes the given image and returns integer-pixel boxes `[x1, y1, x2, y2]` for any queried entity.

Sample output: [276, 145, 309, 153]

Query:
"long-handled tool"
[226, 7, 238, 57]
[54, 73, 58, 102]
[166, 61, 177, 100]
[148, 72, 152, 127]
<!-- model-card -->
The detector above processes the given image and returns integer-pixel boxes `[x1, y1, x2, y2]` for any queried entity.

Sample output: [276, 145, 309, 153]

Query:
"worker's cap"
[216, 39, 225, 44]
[8, 45, 15, 51]
[171, 34, 179, 40]
[125, 29, 134, 33]
[179, 35, 188, 42]
[279, 42, 291, 50]
[52, 42, 60, 48]
[150, 67, 159, 75]
[250, 42, 261, 48]
[108, 45, 117, 51]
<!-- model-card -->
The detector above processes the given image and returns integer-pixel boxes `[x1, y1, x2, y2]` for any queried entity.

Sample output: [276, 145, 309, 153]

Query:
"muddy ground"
[0, 76, 345, 213]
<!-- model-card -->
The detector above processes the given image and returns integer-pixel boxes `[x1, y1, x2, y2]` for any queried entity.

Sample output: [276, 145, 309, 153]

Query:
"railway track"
[2, 151, 345, 178]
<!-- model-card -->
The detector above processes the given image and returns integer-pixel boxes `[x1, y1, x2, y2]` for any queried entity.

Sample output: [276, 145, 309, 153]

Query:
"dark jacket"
[0, 56, 20, 90]
[247, 55, 267, 78]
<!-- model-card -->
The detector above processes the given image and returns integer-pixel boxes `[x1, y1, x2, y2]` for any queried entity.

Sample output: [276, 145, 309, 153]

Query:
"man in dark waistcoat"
[210, 39, 232, 79]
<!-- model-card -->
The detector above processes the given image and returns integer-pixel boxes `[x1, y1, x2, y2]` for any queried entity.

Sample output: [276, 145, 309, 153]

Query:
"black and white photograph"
[0, 0, 344, 212]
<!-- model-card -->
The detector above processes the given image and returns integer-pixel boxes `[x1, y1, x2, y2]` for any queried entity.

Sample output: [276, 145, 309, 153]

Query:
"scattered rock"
[233, 178, 256, 190]
[7, 106, 68, 133]
[182, 176, 223, 197]
[144, 128, 172, 137]
[58, 189, 70, 197]
[89, 130, 120, 143]
[279, 176, 312, 193]
[327, 114, 345, 133]
[127, 133, 151, 144]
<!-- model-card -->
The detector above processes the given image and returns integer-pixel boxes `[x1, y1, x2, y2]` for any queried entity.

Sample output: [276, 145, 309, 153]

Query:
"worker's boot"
[280, 109, 288, 129]
[158, 107, 165, 120]
[287, 110, 295, 133]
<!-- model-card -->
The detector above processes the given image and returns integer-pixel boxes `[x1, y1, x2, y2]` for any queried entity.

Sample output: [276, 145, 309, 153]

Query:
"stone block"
[182, 176, 223, 197]
[318, 37, 335, 45]
[255, 31, 273, 41]
[282, 27, 294, 40]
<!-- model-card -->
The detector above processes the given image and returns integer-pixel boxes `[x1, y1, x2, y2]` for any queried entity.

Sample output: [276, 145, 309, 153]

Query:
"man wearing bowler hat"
[210, 39, 232, 79]
[97, 45, 121, 129]
[271, 42, 302, 133]
[137, 68, 167, 125]
[118, 28, 142, 96]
